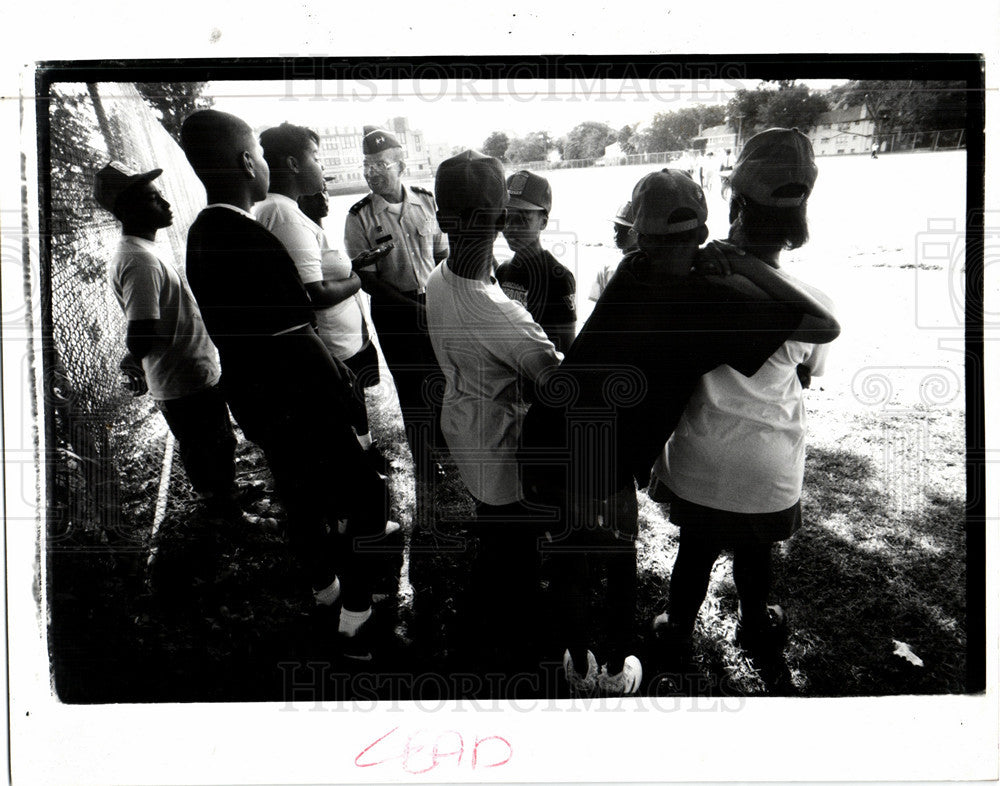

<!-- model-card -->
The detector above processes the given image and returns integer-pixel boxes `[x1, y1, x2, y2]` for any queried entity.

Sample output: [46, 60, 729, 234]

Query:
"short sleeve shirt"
[343, 185, 448, 294]
[519, 251, 803, 500]
[656, 274, 834, 513]
[495, 248, 576, 344]
[588, 261, 620, 303]
[109, 236, 220, 400]
[255, 193, 367, 360]
[425, 262, 563, 506]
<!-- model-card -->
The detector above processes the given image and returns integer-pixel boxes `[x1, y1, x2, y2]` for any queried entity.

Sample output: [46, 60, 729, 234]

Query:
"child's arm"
[305, 273, 363, 308]
[698, 242, 840, 344]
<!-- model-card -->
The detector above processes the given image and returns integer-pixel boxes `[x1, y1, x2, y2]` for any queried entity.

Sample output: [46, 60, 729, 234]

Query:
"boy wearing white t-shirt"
[94, 162, 242, 524]
[425, 150, 563, 680]
[650, 128, 840, 673]
[256, 123, 386, 468]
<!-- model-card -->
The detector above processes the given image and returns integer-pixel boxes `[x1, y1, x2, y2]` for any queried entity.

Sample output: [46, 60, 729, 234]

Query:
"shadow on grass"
[49, 436, 968, 702]
[658, 445, 968, 697]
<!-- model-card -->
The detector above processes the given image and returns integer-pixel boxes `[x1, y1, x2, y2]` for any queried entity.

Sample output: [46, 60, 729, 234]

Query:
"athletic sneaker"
[596, 656, 643, 696]
[562, 649, 599, 695]
[383, 520, 402, 537]
[735, 604, 787, 659]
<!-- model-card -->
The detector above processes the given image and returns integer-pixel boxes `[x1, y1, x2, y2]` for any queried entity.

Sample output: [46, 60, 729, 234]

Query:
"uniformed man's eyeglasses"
[364, 160, 398, 172]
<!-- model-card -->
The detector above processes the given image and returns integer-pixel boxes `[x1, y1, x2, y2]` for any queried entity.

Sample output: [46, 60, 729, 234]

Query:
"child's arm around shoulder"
[697, 241, 840, 345]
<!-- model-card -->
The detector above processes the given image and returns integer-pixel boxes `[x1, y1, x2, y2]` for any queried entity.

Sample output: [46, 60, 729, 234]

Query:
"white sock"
[313, 577, 341, 606]
[338, 606, 372, 636]
[357, 432, 373, 450]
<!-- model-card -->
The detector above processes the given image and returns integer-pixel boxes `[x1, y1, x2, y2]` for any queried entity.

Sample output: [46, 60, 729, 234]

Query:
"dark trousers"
[258, 420, 387, 610]
[226, 376, 387, 608]
[156, 384, 236, 497]
[369, 294, 446, 479]
[668, 528, 772, 634]
[463, 500, 545, 672]
[546, 485, 639, 675]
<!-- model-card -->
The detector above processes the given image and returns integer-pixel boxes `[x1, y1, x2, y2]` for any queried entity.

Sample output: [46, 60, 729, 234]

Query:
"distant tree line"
[482, 79, 968, 161]
[126, 79, 967, 165]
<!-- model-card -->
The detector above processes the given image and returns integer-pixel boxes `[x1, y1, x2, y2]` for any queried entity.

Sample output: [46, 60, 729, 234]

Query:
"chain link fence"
[46, 82, 210, 553]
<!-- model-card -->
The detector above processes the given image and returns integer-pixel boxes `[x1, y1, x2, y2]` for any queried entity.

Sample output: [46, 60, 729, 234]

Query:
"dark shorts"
[648, 474, 801, 546]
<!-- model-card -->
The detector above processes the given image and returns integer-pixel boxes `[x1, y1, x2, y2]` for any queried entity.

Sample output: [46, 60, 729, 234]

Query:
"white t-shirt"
[255, 193, 368, 360]
[426, 262, 563, 506]
[589, 261, 619, 302]
[109, 236, 220, 401]
[654, 275, 834, 514]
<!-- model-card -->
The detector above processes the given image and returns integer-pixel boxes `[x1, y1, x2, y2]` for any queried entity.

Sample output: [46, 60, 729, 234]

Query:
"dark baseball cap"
[506, 170, 552, 212]
[731, 127, 818, 207]
[94, 161, 163, 212]
[612, 200, 635, 227]
[631, 169, 708, 235]
[435, 150, 509, 213]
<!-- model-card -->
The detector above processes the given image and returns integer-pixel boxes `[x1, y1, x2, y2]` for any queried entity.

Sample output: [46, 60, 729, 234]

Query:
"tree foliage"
[727, 82, 829, 136]
[482, 131, 510, 160]
[638, 105, 726, 153]
[506, 130, 555, 163]
[617, 124, 639, 155]
[759, 84, 830, 132]
[828, 80, 967, 139]
[561, 121, 616, 160]
[135, 82, 213, 142]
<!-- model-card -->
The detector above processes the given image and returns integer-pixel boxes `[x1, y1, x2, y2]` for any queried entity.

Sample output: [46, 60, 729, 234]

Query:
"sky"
[207, 78, 847, 151]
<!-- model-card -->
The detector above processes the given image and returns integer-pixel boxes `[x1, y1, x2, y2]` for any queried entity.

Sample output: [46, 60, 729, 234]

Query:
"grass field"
[49, 151, 970, 701]
[343, 150, 970, 696]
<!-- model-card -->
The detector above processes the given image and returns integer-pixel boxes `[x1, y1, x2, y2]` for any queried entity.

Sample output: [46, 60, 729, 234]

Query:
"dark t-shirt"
[185, 206, 338, 440]
[519, 250, 803, 500]
[496, 248, 576, 344]
[186, 207, 316, 371]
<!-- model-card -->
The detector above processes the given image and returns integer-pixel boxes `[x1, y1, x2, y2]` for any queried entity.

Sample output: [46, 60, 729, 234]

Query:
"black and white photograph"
[1, 10, 997, 784]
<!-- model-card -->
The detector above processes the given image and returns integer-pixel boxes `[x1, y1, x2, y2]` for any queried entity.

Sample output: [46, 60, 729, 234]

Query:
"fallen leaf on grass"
[892, 639, 924, 667]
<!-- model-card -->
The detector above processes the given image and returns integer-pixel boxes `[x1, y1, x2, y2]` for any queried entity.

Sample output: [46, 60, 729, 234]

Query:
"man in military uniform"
[344, 125, 448, 483]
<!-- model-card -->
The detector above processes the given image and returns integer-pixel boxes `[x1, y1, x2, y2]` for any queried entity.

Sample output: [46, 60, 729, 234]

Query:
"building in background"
[692, 123, 739, 155]
[808, 105, 875, 156]
[426, 141, 454, 170]
[315, 117, 433, 189]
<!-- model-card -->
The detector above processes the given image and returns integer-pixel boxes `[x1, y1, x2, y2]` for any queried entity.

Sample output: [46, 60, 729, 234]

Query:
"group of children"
[426, 128, 838, 696]
[97, 110, 838, 694]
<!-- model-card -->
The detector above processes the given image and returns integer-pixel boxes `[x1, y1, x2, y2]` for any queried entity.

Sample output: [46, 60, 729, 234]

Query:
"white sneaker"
[597, 655, 643, 695]
[563, 649, 599, 695]
[384, 520, 401, 537]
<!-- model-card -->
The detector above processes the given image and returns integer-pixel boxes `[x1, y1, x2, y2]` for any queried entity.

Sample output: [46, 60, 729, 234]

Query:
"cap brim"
[612, 217, 634, 227]
[132, 168, 163, 187]
[506, 196, 546, 211]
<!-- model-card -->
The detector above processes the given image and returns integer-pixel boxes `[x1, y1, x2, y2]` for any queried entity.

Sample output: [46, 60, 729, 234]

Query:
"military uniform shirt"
[343, 185, 448, 294]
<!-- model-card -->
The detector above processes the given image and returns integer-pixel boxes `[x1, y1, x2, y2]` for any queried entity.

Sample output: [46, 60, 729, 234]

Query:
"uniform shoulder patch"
[348, 195, 372, 215]
[411, 185, 434, 198]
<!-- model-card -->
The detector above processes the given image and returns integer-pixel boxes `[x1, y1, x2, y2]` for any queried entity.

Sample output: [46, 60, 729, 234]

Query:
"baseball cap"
[631, 169, 708, 235]
[362, 125, 402, 155]
[730, 127, 818, 207]
[506, 170, 552, 212]
[94, 161, 163, 213]
[434, 150, 508, 213]
[612, 201, 635, 227]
